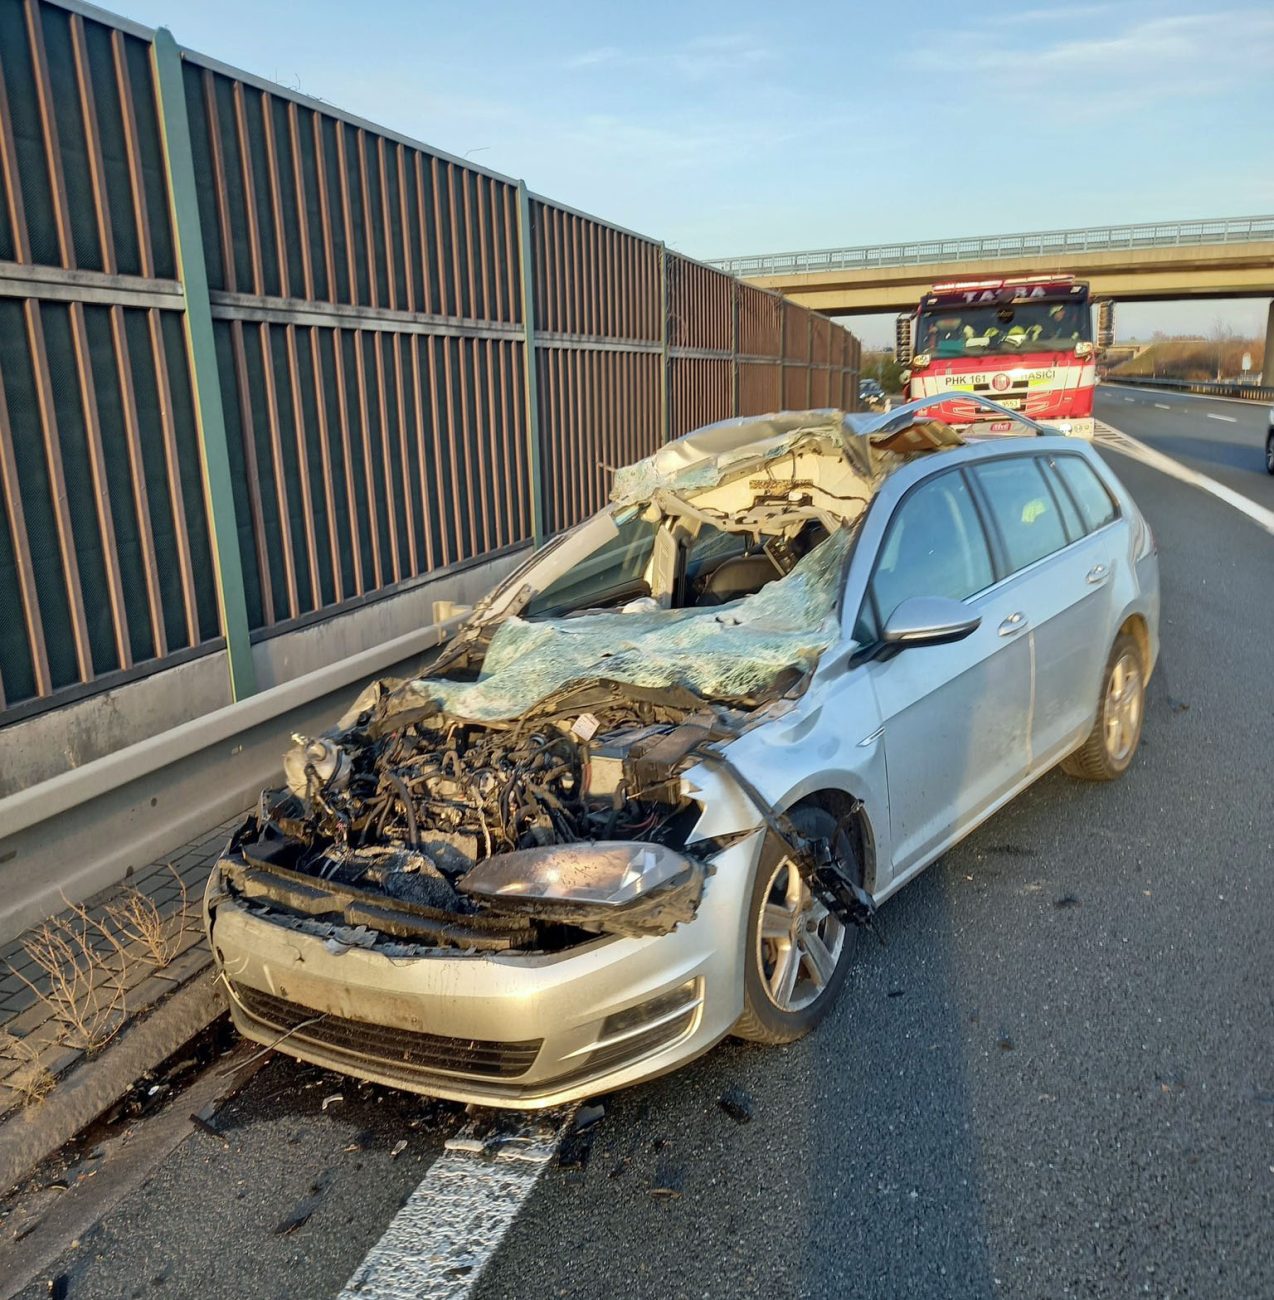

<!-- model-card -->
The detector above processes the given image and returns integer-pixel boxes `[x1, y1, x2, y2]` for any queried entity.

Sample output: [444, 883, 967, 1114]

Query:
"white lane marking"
[1124, 396, 1135, 402]
[340, 1109, 574, 1299]
[1207, 413, 1237, 423]
[1102, 382, 1271, 410]
[1096, 421, 1274, 537]
[1154, 402, 1172, 410]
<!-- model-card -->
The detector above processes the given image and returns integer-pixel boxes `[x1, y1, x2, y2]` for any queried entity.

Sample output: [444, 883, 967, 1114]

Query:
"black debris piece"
[273, 1170, 335, 1235]
[717, 1087, 753, 1124]
[572, 1102, 605, 1133]
[649, 1162, 684, 1199]
[997, 1035, 1015, 1052]
[556, 1127, 597, 1172]
[1054, 894, 1081, 909]
[887, 988, 905, 998]
[189, 1106, 227, 1145]
[1167, 696, 1190, 714]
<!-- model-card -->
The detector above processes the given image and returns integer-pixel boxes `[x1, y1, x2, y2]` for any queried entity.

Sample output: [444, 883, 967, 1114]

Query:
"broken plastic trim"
[689, 745, 878, 936]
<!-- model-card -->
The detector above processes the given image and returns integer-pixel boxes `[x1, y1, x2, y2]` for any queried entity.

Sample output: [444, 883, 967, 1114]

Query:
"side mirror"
[882, 596, 981, 648]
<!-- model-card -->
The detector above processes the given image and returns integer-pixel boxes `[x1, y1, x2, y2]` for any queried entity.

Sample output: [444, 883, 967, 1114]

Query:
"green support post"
[151, 29, 255, 699]
[659, 242, 671, 442]
[515, 181, 545, 548]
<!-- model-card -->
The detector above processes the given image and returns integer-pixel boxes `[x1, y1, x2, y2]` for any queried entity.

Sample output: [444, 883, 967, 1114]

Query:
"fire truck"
[902, 276, 1095, 437]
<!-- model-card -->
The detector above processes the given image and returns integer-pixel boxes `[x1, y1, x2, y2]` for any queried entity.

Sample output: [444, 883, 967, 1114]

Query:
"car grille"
[230, 983, 542, 1081]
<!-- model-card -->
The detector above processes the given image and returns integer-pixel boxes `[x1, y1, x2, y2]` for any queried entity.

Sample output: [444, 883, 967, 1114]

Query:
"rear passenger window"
[1054, 456, 1118, 532]
[870, 471, 994, 623]
[971, 458, 1068, 573]
[1041, 459, 1084, 540]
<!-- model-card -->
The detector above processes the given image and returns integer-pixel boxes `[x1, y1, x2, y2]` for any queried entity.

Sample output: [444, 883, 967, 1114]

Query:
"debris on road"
[649, 1162, 685, 1199]
[1054, 894, 1081, 909]
[572, 1103, 605, 1133]
[321, 1093, 344, 1111]
[717, 1087, 753, 1124]
[188, 1106, 227, 1146]
[390, 1139, 407, 1159]
[273, 1170, 334, 1235]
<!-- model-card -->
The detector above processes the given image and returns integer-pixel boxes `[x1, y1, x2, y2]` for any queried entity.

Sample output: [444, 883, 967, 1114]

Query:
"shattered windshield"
[918, 301, 1089, 359]
[393, 528, 852, 723]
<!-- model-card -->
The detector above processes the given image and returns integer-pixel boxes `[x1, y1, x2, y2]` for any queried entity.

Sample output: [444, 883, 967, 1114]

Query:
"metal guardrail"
[711, 216, 1274, 278]
[1103, 375, 1274, 403]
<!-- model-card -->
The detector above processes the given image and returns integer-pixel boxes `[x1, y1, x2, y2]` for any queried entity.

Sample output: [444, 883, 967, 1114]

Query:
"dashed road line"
[1095, 421, 1274, 537]
[1154, 403, 1172, 410]
[1207, 413, 1237, 423]
[339, 1109, 575, 1299]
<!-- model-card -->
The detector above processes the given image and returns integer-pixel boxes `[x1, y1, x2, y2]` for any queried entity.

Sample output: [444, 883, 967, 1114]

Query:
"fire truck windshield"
[917, 300, 1090, 359]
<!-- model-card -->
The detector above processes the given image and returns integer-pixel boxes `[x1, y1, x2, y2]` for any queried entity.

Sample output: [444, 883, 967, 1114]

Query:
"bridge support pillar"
[1097, 299, 1115, 349]
[1263, 301, 1274, 385]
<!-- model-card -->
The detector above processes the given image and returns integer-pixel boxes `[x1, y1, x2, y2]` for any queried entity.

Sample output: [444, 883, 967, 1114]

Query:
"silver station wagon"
[206, 396, 1160, 1106]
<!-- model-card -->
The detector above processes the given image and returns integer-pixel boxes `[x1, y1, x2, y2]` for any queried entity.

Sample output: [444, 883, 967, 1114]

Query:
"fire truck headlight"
[912, 352, 931, 369]
[1075, 341, 1093, 358]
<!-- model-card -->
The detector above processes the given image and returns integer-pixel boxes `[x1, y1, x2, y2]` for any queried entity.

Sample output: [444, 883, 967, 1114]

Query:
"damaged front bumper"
[206, 830, 763, 1108]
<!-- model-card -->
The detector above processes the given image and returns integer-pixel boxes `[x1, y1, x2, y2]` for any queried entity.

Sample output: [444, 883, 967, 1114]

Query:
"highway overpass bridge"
[713, 215, 1274, 373]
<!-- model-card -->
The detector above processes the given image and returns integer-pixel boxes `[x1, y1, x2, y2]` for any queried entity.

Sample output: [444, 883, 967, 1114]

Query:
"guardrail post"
[515, 181, 545, 547]
[151, 28, 256, 700]
[659, 241, 671, 442]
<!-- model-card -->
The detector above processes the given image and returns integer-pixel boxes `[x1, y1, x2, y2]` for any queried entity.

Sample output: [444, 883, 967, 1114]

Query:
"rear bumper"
[206, 832, 762, 1108]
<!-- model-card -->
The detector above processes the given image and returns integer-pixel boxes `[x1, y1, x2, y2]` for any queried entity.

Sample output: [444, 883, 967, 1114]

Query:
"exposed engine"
[220, 683, 731, 953]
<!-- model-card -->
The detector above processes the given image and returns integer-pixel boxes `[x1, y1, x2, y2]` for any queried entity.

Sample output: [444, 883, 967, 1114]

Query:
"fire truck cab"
[903, 276, 1096, 438]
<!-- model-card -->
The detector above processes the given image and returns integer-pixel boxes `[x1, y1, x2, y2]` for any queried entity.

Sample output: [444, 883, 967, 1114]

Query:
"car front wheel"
[1264, 428, 1273, 475]
[1062, 631, 1145, 781]
[733, 805, 860, 1045]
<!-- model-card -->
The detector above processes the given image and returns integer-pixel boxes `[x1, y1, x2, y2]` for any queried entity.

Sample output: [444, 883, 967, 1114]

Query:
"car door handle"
[1086, 563, 1109, 585]
[998, 611, 1028, 637]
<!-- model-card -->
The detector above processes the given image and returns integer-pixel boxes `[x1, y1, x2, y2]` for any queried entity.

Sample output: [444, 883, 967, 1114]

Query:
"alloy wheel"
[756, 859, 846, 1012]
[1103, 650, 1143, 764]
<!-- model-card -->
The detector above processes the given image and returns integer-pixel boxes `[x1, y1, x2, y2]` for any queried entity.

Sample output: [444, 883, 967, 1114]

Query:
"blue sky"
[121, 0, 1273, 345]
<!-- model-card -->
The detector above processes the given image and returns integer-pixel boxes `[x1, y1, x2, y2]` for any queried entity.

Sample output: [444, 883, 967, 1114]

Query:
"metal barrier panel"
[0, 0, 219, 720]
[0, 0, 863, 729]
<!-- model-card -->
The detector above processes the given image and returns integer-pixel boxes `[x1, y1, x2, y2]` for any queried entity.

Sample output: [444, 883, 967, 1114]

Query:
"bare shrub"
[106, 866, 189, 970]
[0, 1031, 55, 1109]
[9, 902, 129, 1053]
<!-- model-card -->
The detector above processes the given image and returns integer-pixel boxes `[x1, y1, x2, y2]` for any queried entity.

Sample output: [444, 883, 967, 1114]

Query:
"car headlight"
[458, 841, 691, 908]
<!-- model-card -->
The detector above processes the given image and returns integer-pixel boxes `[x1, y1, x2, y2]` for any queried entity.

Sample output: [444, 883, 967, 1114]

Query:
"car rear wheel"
[1061, 631, 1145, 781]
[734, 806, 860, 1045]
[1264, 429, 1274, 475]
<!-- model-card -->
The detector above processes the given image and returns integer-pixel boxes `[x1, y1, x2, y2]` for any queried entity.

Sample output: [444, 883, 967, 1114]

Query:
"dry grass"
[106, 866, 188, 970]
[0, 1031, 56, 1109]
[8, 901, 129, 1053]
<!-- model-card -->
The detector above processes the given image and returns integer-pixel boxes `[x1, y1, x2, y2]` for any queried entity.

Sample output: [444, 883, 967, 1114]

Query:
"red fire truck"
[902, 276, 1095, 437]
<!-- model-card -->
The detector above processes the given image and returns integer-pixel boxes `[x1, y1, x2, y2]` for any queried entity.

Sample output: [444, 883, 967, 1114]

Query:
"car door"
[860, 467, 1033, 877]
[967, 454, 1121, 770]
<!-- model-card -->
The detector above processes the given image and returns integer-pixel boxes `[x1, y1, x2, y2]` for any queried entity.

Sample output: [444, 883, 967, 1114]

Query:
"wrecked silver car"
[206, 397, 1159, 1107]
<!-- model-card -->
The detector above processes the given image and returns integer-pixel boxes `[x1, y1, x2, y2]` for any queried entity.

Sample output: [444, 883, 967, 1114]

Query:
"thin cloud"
[562, 32, 776, 80]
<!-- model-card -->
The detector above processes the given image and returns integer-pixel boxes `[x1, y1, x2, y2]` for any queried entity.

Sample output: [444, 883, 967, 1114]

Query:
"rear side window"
[870, 471, 994, 624]
[971, 458, 1068, 573]
[1054, 455, 1118, 532]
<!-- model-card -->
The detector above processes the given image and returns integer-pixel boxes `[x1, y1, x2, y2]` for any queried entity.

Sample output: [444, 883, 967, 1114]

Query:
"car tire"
[733, 805, 861, 1045]
[1265, 429, 1274, 475]
[1061, 631, 1145, 781]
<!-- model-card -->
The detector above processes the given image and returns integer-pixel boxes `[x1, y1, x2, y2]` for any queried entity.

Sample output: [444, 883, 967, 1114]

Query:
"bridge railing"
[712, 215, 1274, 278]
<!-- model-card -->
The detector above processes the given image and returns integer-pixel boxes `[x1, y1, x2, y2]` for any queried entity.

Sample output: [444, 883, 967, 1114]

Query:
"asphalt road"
[1096, 382, 1273, 508]
[7, 406, 1274, 1300]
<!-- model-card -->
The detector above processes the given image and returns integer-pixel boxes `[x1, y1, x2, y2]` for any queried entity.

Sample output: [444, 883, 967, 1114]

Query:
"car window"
[524, 514, 655, 616]
[869, 471, 994, 625]
[971, 458, 1068, 573]
[1040, 458, 1084, 540]
[1053, 455, 1118, 533]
